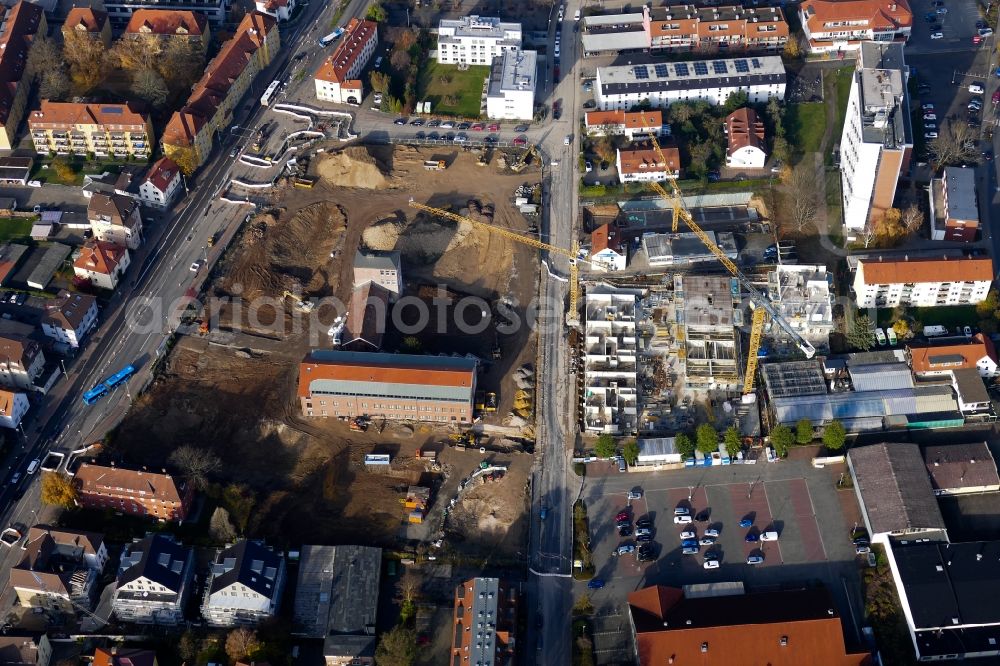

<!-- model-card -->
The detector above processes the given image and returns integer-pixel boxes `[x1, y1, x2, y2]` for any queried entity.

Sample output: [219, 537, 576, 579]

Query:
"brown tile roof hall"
[43, 290, 96, 330]
[29, 101, 148, 131]
[859, 256, 993, 284]
[88, 192, 139, 228]
[923, 442, 1000, 493]
[726, 107, 766, 157]
[908, 333, 997, 374]
[802, 0, 912, 31]
[64, 7, 108, 34]
[297, 354, 475, 398]
[125, 9, 207, 36]
[618, 143, 681, 175]
[0, 334, 39, 368]
[76, 463, 186, 504]
[591, 223, 623, 255]
[144, 157, 179, 193]
[316, 18, 377, 84]
[585, 110, 662, 130]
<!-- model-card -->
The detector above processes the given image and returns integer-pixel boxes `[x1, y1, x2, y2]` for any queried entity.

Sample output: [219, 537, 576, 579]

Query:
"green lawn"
[0, 217, 34, 242]
[832, 66, 854, 141]
[417, 60, 489, 118]
[876, 305, 979, 330]
[786, 102, 827, 155]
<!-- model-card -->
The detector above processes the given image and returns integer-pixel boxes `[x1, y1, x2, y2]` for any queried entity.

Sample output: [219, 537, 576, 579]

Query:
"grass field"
[0, 217, 33, 242]
[418, 60, 489, 118]
[786, 102, 827, 155]
[833, 66, 854, 140]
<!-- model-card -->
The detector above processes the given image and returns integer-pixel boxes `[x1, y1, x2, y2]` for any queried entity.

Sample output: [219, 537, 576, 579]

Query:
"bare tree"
[397, 571, 421, 604]
[110, 34, 161, 72]
[160, 38, 205, 95]
[209, 506, 237, 543]
[168, 444, 221, 490]
[901, 203, 924, 235]
[225, 628, 260, 662]
[62, 30, 108, 94]
[39, 69, 70, 101]
[133, 68, 169, 109]
[784, 165, 821, 233]
[928, 123, 981, 167]
[859, 221, 877, 249]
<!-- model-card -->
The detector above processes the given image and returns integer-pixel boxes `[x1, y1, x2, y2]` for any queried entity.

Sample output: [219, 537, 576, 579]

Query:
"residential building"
[676, 275, 740, 388]
[298, 350, 478, 422]
[595, 56, 785, 111]
[28, 101, 154, 159]
[628, 585, 871, 665]
[139, 157, 183, 209]
[10, 525, 107, 613]
[930, 166, 979, 242]
[103, 0, 227, 28]
[923, 442, 1000, 495]
[0, 2, 45, 151]
[0, 156, 31, 186]
[0, 335, 44, 390]
[0, 390, 27, 429]
[124, 9, 209, 50]
[616, 143, 681, 182]
[162, 12, 280, 171]
[0, 243, 26, 285]
[93, 647, 157, 666]
[342, 282, 392, 352]
[62, 7, 112, 47]
[584, 285, 642, 434]
[852, 256, 992, 308]
[112, 534, 195, 625]
[643, 4, 789, 52]
[800, 0, 912, 53]
[839, 42, 913, 234]
[255, 0, 295, 21]
[908, 333, 999, 378]
[75, 463, 194, 522]
[29, 243, 71, 292]
[202, 540, 286, 627]
[725, 107, 767, 168]
[88, 193, 143, 249]
[590, 223, 627, 271]
[450, 578, 517, 666]
[353, 250, 402, 296]
[485, 48, 537, 121]
[766, 265, 835, 352]
[951, 367, 991, 415]
[581, 12, 648, 55]
[0, 636, 51, 666]
[82, 169, 141, 201]
[73, 241, 130, 291]
[314, 18, 377, 105]
[584, 110, 665, 140]
[847, 442, 948, 544]
[292, 545, 381, 665]
[643, 231, 737, 268]
[436, 15, 521, 65]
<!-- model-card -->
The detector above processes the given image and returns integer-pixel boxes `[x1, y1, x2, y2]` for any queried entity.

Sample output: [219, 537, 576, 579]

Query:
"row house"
[644, 5, 789, 52]
[202, 540, 286, 627]
[62, 7, 112, 47]
[0, 334, 44, 390]
[0, 2, 47, 151]
[112, 533, 194, 625]
[853, 256, 993, 308]
[162, 12, 280, 172]
[450, 578, 517, 666]
[584, 110, 666, 141]
[930, 166, 979, 242]
[908, 333, 1000, 379]
[10, 525, 108, 613]
[314, 18, 378, 105]
[73, 241, 130, 291]
[124, 9, 211, 52]
[28, 101, 153, 160]
[41, 290, 99, 349]
[75, 463, 194, 522]
[800, 0, 912, 53]
[616, 143, 681, 183]
[88, 192, 143, 250]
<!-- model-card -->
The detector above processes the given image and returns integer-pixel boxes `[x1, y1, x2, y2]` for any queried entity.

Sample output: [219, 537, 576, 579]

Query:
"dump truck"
[423, 160, 446, 171]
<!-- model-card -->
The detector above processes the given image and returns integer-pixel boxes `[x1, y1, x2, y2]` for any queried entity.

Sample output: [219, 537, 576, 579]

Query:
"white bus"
[260, 80, 281, 106]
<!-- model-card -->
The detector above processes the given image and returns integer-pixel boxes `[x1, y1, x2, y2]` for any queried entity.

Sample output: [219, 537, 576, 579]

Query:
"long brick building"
[298, 350, 477, 422]
[75, 463, 194, 522]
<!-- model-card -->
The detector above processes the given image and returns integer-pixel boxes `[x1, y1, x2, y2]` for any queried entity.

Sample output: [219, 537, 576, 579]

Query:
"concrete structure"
[0, 389, 27, 429]
[847, 442, 947, 544]
[643, 231, 737, 268]
[342, 282, 391, 352]
[923, 442, 1000, 496]
[292, 544, 381, 664]
[485, 48, 537, 120]
[583, 285, 642, 434]
[725, 107, 767, 168]
[595, 56, 785, 111]
[256, 0, 295, 21]
[139, 157, 183, 209]
[314, 18, 377, 105]
[628, 585, 869, 665]
[908, 334, 999, 378]
[103, 0, 227, 28]
[616, 143, 681, 182]
[644, 4, 789, 52]
[73, 241, 130, 291]
[88, 193, 143, 250]
[839, 42, 913, 234]
[766, 265, 835, 352]
[202, 540, 286, 627]
[450, 578, 517, 666]
[590, 223, 627, 271]
[10, 525, 107, 613]
[436, 15, 521, 65]
[124, 9, 210, 50]
[0, 636, 51, 666]
[800, 0, 912, 53]
[581, 12, 647, 55]
[0, 2, 46, 151]
[676, 274, 739, 388]
[62, 7, 111, 47]
[353, 250, 402, 296]
[75, 463, 194, 522]
[112, 534, 195, 625]
[0, 335, 43, 390]
[853, 256, 992, 308]
[28, 101, 153, 159]
[0, 156, 31, 186]
[162, 12, 280, 171]
[298, 350, 478, 422]
[584, 110, 665, 140]
[930, 167, 979, 242]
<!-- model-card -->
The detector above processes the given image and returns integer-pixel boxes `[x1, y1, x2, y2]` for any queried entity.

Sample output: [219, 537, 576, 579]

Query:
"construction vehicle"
[408, 199, 585, 325]
[485, 392, 498, 412]
[282, 290, 315, 312]
[510, 144, 537, 173]
[423, 160, 446, 171]
[293, 176, 317, 188]
[638, 116, 816, 394]
[476, 148, 490, 166]
[349, 416, 370, 432]
[207, 233, 217, 247]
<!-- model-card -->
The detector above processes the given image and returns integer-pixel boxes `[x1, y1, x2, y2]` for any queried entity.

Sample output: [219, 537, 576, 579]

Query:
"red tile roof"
[585, 110, 663, 131]
[74, 241, 126, 276]
[28, 101, 149, 131]
[858, 256, 994, 285]
[908, 333, 997, 374]
[0, 2, 45, 126]
[63, 7, 108, 34]
[725, 107, 766, 157]
[591, 223, 623, 255]
[801, 0, 912, 33]
[617, 143, 681, 176]
[297, 353, 475, 398]
[93, 648, 157, 666]
[316, 18, 378, 83]
[144, 157, 180, 194]
[76, 463, 187, 505]
[125, 9, 207, 37]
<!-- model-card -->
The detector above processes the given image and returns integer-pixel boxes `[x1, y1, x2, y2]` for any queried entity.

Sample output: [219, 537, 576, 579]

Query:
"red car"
[471, 123, 485, 131]
[513, 135, 527, 146]
[616, 510, 630, 522]
[488, 123, 500, 132]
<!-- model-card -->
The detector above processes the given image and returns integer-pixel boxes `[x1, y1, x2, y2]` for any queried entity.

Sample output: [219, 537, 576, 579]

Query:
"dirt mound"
[362, 214, 473, 263]
[316, 146, 389, 189]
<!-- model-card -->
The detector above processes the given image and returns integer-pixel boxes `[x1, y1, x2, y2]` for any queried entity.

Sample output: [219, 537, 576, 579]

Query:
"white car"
[925, 131, 939, 139]
[970, 82, 985, 94]
[699, 537, 716, 546]
[627, 490, 642, 500]
[564, 134, 572, 145]
[923, 113, 937, 121]
[190, 260, 204, 272]
[705, 528, 720, 538]
[746, 555, 764, 565]
[936, 6, 948, 13]
[922, 103, 935, 111]
[673, 506, 690, 516]
[980, 28, 994, 37]
[674, 515, 693, 524]
[679, 530, 696, 540]
[585, 161, 593, 173]
[930, 31, 944, 39]
[703, 559, 720, 569]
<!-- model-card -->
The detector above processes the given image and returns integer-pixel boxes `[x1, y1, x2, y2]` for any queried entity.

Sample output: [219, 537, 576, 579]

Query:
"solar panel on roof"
[751, 58, 762, 68]
[654, 64, 669, 77]
[674, 63, 689, 76]
[694, 62, 708, 75]
[713, 61, 727, 74]
[101, 107, 123, 114]
[634, 65, 649, 79]
[734, 59, 749, 73]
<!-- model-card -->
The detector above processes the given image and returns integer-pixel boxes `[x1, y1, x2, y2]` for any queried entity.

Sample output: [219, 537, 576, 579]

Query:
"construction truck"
[423, 160, 446, 171]
[282, 290, 315, 312]
[485, 392, 498, 412]
[510, 145, 537, 173]
[293, 176, 317, 189]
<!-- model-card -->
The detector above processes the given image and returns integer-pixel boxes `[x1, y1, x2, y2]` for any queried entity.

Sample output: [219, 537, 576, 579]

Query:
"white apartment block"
[485, 48, 536, 120]
[0, 390, 28, 429]
[202, 540, 286, 627]
[840, 42, 912, 235]
[314, 18, 378, 104]
[583, 286, 643, 435]
[799, 0, 912, 54]
[767, 265, 834, 352]
[595, 56, 785, 111]
[853, 256, 993, 308]
[436, 15, 521, 65]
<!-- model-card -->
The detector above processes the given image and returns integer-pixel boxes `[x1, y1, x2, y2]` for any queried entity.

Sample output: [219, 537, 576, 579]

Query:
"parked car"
[923, 113, 937, 121]
[925, 131, 939, 139]
[924, 12, 936, 21]
[410, 118, 424, 126]
[415, 131, 426, 140]
[699, 537, 716, 546]
[636, 533, 654, 543]
[454, 133, 468, 143]
[681, 539, 699, 548]
[440, 121, 455, 129]
[618, 525, 632, 537]
[457, 122, 471, 130]
[636, 517, 653, 529]
[637, 550, 655, 562]
[674, 515, 693, 524]
[705, 528, 720, 538]
[636, 528, 652, 538]
[703, 559, 720, 569]
[587, 578, 605, 589]
[514, 124, 529, 132]
[856, 544, 871, 554]
[682, 546, 699, 555]
[746, 555, 764, 565]
[980, 27, 994, 37]
[488, 123, 500, 132]
[627, 490, 642, 500]
[679, 530, 696, 540]
[9, 473, 20, 485]
[189, 260, 204, 272]
[930, 31, 944, 39]
[427, 119, 441, 127]
[739, 518, 753, 528]
[616, 510, 630, 522]
[513, 135, 527, 146]
[970, 82, 986, 94]
[427, 131, 440, 140]
[585, 161, 593, 173]
[760, 531, 779, 542]
[936, 7, 947, 14]
[745, 532, 760, 542]
[674, 506, 690, 516]
[615, 544, 635, 556]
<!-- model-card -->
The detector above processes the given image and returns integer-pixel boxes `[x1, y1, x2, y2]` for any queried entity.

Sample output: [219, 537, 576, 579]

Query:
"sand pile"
[316, 147, 388, 189]
[361, 210, 476, 264]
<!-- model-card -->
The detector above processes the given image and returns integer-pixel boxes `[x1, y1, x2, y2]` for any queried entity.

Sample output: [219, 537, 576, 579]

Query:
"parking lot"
[907, 0, 982, 53]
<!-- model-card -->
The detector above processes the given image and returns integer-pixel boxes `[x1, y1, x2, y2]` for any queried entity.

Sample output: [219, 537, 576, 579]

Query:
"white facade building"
[799, 0, 912, 54]
[594, 56, 785, 111]
[314, 18, 378, 104]
[202, 540, 286, 627]
[0, 390, 28, 429]
[138, 157, 183, 209]
[436, 15, 521, 65]
[485, 48, 536, 120]
[853, 256, 993, 308]
[583, 286, 643, 435]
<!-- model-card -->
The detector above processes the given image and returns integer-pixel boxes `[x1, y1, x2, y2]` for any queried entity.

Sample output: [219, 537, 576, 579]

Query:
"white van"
[970, 82, 985, 94]
[26, 459, 39, 475]
[760, 530, 779, 541]
[574, 9, 581, 20]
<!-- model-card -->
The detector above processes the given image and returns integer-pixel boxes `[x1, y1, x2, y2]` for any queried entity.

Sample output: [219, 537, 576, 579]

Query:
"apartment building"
[853, 256, 993, 308]
[0, 2, 47, 151]
[591, 223, 627, 271]
[62, 7, 112, 47]
[124, 9, 210, 51]
[103, 0, 227, 28]
[839, 42, 912, 235]
[584, 286, 641, 434]
[112, 534, 194, 625]
[88, 193, 143, 249]
[75, 463, 194, 522]
[800, 0, 912, 53]
[28, 102, 153, 159]
[616, 143, 681, 182]
[0, 390, 28, 429]
[436, 15, 521, 65]
[930, 166, 978, 242]
[676, 274, 740, 388]
[256, 0, 296, 21]
[0, 335, 44, 390]
[485, 48, 537, 120]
[10, 526, 107, 613]
[644, 4, 788, 52]
[595, 56, 785, 111]
[202, 540, 286, 627]
[908, 333, 999, 378]
[766, 265, 835, 352]
[298, 350, 478, 422]
[353, 250, 402, 296]
[42, 290, 98, 349]
[0, 636, 51, 666]
[139, 157, 183, 209]
[314, 18, 378, 104]
[162, 12, 280, 171]
[73, 241, 130, 291]
[725, 107, 767, 168]
[450, 578, 517, 666]
[584, 110, 665, 140]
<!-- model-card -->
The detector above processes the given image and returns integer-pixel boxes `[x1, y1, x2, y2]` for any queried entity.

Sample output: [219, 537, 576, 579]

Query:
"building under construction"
[674, 274, 740, 389]
[765, 265, 834, 353]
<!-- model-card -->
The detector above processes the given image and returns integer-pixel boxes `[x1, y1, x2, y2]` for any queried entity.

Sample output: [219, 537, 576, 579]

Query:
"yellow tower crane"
[639, 118, 815, 394]
[407, 199, 583, 324]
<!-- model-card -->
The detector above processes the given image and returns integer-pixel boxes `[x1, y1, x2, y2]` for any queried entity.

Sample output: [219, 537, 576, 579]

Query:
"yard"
[832, 66, 854, 142]
[417, 60, 489, 118]
[876, 305, 979, 331]
[786, 102, 827, 155]
[0, 216, 33, 242]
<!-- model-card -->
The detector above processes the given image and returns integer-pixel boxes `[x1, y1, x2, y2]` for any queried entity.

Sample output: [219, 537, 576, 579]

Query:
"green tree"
[695, 423, 718, 455]
[770, 424, 794, 458]
[847, 314, 877, 351]
[622, 439, 640, 466]
[795, 418, 813, 445]
[594, 434, 616, 459]
[722, 90, 749, 114]
[823, 420, 847, 451]
[374, 625, 416, 666]
[370, 70, 390, 94]
[366, 1, 387, 22]
[723, 426, 741, 458]
[976, 288, 1000, 319]
[675, 433, 695, 459]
